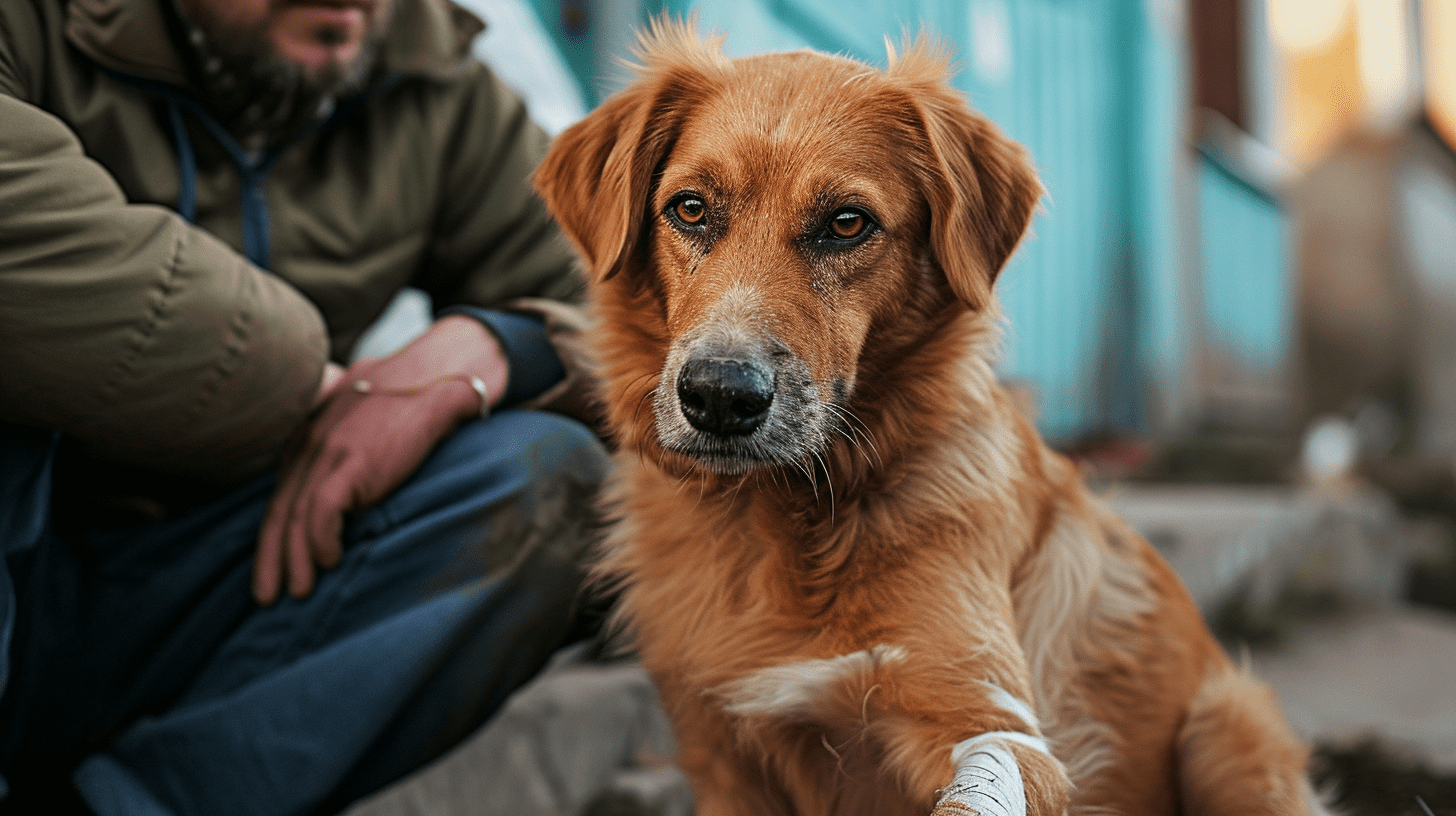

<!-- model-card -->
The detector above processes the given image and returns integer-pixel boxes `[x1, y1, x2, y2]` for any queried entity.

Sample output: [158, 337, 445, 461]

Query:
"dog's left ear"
[907, 84, 1042, 311]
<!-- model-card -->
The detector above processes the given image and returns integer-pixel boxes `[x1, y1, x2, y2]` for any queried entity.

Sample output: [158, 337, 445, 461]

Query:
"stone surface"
[344, 647, 677, 816]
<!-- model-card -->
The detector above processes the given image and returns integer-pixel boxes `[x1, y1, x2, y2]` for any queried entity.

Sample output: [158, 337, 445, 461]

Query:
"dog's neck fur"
[593, 273, 1066, 615]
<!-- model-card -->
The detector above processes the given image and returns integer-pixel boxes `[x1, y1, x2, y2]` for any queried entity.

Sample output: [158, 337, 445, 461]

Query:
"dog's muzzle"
[676, 357, 776, 436]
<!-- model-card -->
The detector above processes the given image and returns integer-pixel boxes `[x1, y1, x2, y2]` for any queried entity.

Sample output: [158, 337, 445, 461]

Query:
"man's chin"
[182, 0, 389, 142]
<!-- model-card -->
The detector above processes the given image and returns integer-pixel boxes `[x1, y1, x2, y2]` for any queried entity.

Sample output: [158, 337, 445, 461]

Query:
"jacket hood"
[64, 0, 486, 88]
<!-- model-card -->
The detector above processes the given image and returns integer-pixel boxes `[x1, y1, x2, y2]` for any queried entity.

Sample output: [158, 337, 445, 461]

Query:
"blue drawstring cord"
[159, 93, 286, 269]
[106, 67, 402, 270]
[164, 101, 197, 223]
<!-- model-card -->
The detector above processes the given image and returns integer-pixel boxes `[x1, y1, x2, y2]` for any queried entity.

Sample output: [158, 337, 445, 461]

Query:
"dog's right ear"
[534, 83, 668, 282]
[536, 17, 725, 282]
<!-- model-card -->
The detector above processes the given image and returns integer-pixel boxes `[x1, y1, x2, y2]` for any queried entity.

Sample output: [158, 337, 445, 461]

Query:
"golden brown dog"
[535, 20, 1328, 816]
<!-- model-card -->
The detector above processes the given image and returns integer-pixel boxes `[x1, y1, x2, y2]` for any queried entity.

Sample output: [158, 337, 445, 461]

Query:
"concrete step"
[345, 646, 680, 816]
[1104, 483, 1416, 616]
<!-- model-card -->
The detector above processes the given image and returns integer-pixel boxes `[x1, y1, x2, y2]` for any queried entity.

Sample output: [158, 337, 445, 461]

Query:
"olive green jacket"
[0, 0, 587, 483]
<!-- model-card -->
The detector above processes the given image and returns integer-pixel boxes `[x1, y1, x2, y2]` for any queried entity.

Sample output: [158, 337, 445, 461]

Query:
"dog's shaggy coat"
[535, 21, 1327, 816]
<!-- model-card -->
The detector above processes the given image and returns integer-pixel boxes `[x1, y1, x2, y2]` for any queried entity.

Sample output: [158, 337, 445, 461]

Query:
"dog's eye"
[669, 195, 707, 227]
[826, 208, 872, 242]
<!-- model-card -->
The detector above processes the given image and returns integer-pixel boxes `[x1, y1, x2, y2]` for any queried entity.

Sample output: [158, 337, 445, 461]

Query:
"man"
[0, 0, 608, 813]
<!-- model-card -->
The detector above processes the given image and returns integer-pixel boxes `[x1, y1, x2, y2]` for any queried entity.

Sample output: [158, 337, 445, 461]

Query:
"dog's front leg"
[872, 660, 1069, 816]
[656, 677, 799, 816]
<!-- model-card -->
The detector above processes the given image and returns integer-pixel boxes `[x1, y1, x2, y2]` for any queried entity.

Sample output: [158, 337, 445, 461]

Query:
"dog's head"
[535, 20, 1040, 476]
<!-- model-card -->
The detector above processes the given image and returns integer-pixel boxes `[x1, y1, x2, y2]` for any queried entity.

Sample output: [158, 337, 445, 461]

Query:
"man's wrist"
[430, 314, 509, 409]
[438, 374, 495, 423]
[434, 307, 564, 407]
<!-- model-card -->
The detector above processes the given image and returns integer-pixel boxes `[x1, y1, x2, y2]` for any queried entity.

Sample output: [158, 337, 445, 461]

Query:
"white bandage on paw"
[934, 732, 1049, 816]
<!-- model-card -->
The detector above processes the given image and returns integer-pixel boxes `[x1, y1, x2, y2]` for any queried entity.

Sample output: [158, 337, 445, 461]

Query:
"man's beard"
[180, 7, 388, 149]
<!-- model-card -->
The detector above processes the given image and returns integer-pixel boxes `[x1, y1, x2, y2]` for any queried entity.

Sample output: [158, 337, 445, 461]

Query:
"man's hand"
[253, 315, 509, 604]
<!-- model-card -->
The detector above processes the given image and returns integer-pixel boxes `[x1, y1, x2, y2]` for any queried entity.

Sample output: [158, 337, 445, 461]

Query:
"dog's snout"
[677, 358, 775, 436]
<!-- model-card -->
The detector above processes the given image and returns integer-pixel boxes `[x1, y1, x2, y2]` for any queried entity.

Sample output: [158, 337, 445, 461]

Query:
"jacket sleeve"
[0, 94, 330, 483]
[413, 62, 600, 427]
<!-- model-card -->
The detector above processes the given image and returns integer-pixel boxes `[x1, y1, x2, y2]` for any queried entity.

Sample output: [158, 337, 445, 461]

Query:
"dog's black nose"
[677, 358, 775, 436]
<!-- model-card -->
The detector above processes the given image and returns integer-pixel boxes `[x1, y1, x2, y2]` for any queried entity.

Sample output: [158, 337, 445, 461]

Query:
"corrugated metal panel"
[977, 0, 1121, 439]
[1197, 156, 1290, 370]
[1128, 6, 1198, 431]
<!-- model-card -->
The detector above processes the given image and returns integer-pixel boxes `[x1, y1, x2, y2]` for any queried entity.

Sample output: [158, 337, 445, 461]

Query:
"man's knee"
[374, 408, 605, 511]
[439, 406, 604, 471]
[350, 410, 608, 582]
[480, 409, 611, 487]
[464, 410, 610, 570]
[444, 410, 610, 520]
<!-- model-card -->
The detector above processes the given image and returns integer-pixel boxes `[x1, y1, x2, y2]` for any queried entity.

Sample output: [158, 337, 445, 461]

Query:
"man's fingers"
[285, 500, 317, 599]
[253, 519, 285, 605]
[256, 462, 310, 605]
[256, 439, 324, 604]
[284, 445, 351, 598]
[305, 467, 354, 571]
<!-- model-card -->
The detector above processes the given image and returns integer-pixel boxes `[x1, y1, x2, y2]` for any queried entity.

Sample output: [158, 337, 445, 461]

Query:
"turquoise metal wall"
[1195, 153, 1291, 372]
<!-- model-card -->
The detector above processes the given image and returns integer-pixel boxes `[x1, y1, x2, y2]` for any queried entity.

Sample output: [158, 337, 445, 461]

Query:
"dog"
[534, 20, 1328, 816]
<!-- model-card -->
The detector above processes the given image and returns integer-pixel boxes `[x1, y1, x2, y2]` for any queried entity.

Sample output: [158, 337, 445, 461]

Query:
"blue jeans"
[0, 411, 609, 815]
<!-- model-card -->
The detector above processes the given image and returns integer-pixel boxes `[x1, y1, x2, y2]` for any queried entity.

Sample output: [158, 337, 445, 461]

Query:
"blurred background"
[351, 2, 1456, 814]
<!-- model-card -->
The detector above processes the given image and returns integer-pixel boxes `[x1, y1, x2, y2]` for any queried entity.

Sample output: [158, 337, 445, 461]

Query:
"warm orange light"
[1270, 0, 1420, 166]
[1428, 0, 1456, 147]
[1269, 0, 1352, 53]
[1281, 10, 1363, 165]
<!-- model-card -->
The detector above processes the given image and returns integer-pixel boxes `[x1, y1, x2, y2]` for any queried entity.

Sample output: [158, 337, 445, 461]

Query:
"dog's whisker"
[832, 403, 883, 469]
[686, 460, 713, 513]
[626, 372, 659, 424]
[829, 424, 877, 473]
[669, 461, 702, 505]
[810, 451, 836, 523]
[798, 456, 821, 503]
[823, 402, 882, 471]
[861, 683, 880, 727]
